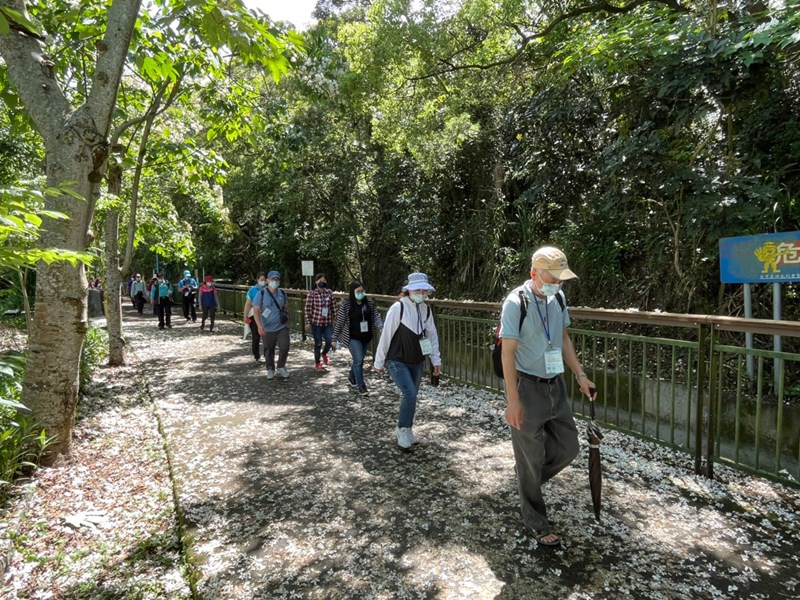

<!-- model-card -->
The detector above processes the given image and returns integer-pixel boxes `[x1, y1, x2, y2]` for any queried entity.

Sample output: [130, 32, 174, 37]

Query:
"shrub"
[80, 325, 108, 388]
[0, 353, 54, 502]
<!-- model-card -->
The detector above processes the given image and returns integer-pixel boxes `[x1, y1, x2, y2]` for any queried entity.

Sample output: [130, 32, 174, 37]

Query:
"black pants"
[201, 307, 216, 331]
[249, 319, 261, 360]
[182, 293, 196, 321]
[156, 298, 172, 329]
[135, 292, 145, 314]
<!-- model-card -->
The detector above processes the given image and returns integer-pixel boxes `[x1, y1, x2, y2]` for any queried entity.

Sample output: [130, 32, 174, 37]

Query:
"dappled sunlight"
[116, 308, 800, 598]
[399, 542, 505, 598]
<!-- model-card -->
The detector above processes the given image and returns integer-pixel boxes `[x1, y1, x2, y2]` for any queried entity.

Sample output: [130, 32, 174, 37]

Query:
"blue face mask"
[355, 292, 366, 301]
[258, 280, 266, 287]
[410, 293, 426, 304]
[268, 280, 280, 290]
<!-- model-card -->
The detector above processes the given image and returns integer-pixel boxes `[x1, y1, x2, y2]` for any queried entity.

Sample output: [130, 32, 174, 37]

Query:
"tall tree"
[0, 0, 141, 458]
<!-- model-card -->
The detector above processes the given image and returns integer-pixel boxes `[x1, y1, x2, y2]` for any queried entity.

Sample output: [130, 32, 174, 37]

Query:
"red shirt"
[305, 288, 337, 326]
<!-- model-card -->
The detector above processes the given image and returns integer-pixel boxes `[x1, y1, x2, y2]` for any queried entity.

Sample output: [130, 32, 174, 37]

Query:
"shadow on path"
[123, 305, 800, 599]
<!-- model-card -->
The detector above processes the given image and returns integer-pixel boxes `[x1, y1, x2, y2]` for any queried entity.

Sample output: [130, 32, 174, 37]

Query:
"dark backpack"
[492, 289, 565, 379]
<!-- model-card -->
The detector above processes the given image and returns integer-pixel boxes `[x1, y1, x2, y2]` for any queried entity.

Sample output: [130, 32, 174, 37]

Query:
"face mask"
[206, 281, 214, 287]
[258, 280, 266, 287]
[538, 281, 561, 297]
[410, 293, 426, 304]
[317, 282, 327, 288]
[269, 280, 280, 289]
[158, 279, 164, 284]
[355, 292, 366, 301]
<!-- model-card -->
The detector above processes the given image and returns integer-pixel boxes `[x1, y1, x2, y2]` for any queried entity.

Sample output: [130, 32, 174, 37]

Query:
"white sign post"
[301, 260, 314, 290]
[300, 261, 314, 342]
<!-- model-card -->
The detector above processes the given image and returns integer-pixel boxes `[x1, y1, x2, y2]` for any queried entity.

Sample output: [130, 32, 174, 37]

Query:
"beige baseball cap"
[531, 246, 578, 280]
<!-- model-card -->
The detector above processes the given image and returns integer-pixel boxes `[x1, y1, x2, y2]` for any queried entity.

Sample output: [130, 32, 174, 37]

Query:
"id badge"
[544, 349, 564, 374]
[419, 337, 433, 356]
[261, 307, 272, 320]
[322, 307, 329, 317]
[360, 320, 369, 333]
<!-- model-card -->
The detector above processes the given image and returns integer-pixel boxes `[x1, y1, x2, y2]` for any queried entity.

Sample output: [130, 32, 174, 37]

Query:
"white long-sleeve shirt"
[374, 297, 442, 369]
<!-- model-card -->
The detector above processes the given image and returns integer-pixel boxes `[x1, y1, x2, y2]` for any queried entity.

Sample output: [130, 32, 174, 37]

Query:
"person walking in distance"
[305, 273, 337, 371]
[252, 270, 291, 380]
[198, 275, 219, 332]
[333, 281, 384, 395]
[500, 246, 596, 548]
[374, 272, 442, 449]
[178, 270, 198, 323]
[146, 275, 158, 316]
[150, 271, 173, 330]
[130, 273, 147, 315]
[243, 273, 266, 362]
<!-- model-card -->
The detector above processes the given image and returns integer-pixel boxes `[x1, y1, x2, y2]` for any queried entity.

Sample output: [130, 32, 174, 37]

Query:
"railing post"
[300, 290, 307, 342]
[694, 323, 707, 476]
[706, 326, 718, 480]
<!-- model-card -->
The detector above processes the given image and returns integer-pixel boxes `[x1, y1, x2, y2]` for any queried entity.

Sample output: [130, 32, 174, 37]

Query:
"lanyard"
[416, 302, 425, 336]
[533, 296, 552, 346]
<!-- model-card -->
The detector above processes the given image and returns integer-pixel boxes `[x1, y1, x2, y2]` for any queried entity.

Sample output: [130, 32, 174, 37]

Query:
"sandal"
[538, 533, 561, 547]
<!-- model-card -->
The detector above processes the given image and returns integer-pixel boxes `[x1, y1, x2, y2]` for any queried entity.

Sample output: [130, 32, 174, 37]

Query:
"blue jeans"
[387, 360, 424, 428]
[348, 339, 368, 386]
[312, 324, 333, 363]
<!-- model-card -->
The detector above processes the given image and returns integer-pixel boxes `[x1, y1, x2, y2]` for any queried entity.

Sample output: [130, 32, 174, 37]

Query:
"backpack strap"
[399, 298, 431, 326]
[555, 290, 566, 312]
[265, 287, 285, 309]
[517, 290, 528, 331]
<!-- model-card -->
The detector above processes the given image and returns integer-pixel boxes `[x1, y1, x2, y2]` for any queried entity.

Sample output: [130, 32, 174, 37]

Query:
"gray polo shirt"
[499, 281, 570, 378]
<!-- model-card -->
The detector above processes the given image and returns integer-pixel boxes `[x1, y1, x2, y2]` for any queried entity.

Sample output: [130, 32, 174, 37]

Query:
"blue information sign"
[720, 232, 800, 283]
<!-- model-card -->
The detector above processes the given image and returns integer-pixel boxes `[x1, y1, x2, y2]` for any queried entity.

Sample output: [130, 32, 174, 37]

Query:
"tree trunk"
[1, 0, 143, 460]
[23, 121, 109, 458]
[18, 268, 32, 334]
[104, 161, 124, 366]
[105, 207, 125, 365]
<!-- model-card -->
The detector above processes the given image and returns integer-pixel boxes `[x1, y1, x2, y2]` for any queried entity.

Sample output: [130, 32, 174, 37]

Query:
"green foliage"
[80, 325, 108, 389]
[191, 0, 799, 314]
[0, 183, 94, 270]
[0, 352, 54, 501]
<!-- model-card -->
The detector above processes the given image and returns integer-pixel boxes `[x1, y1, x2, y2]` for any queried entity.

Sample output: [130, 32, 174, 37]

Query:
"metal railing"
[215, 284, 800, 487]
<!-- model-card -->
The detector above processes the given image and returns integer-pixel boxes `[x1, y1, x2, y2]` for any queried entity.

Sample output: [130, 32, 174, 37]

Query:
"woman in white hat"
[374, 272, 442, 449]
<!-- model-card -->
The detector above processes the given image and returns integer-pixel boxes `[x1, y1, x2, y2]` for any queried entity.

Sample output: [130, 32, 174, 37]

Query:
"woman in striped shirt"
[333, 281, 383, 395]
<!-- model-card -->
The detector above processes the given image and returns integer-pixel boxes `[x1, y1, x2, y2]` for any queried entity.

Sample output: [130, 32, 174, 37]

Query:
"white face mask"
[538, 281, 561, 297]
[410, 293, 426, 304]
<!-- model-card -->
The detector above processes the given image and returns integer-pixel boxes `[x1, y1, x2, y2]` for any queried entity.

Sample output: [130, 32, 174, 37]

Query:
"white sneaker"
[278, 367, 290, 379]
[266, 369, 275, 380]
[408, 428, 419, 445]
[396, 427, 413, 449]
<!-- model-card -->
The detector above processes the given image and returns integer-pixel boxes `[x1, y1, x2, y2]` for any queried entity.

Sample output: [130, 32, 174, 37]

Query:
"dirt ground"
[2, 305, 799, 599]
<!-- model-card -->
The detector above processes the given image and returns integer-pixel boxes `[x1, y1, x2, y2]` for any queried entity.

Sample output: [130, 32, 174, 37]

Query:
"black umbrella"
[586, 389, 603, 520]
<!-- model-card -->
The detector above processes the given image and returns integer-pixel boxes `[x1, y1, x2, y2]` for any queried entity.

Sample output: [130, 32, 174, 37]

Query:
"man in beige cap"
[499, 246, 596, 548]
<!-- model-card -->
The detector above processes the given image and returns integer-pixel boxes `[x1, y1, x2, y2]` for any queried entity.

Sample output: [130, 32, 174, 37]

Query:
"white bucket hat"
[402, 272, 436, 292]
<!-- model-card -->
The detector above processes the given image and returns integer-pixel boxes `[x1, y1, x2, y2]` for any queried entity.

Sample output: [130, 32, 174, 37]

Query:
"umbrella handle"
[589, 387, 597, 420]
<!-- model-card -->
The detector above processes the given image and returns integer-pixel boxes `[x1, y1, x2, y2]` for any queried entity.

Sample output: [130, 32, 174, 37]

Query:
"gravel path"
[124, 306, 800, 599]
